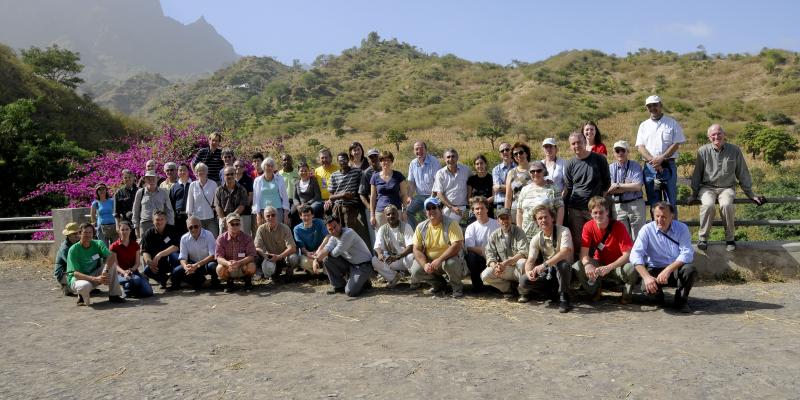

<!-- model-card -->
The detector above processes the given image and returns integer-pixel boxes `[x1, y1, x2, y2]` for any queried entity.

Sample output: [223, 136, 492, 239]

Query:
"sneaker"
[517, 294, 530, 303]
[676, 302, 693, 314]
[76, 295, 86, 306]
[452, 287, 464, 299]
[109, 295, 126, 304]
[62, 284, 75, 297]
[326, 286, 344, 295]
[224, 280, 236, 293]
[424, 286, 444, 296]
[726, 241, 736, 252]
[386, 273, 401, 288]
[243, 277, 253, 291]
[558, 294, 573, 313]
[697, 241, 708, 250]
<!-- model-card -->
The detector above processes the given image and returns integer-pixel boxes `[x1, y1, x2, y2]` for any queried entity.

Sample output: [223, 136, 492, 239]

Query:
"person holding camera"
[518, 204, 574, 312]
[606, 140, 646, 240]
[636, 95, 686, 213]
[254, 206, 297, 283]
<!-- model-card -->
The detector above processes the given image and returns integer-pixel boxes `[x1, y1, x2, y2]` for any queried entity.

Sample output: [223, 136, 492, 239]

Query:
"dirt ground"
[0, 260, 798, 400]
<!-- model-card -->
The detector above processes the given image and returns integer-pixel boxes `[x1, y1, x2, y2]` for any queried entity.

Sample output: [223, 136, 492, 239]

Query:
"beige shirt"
[254, 223, 296, 254]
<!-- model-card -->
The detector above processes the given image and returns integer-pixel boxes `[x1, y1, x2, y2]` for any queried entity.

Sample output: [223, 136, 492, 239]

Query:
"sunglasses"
[188, 225, 200, 230]
[265, 214, 276, 218]
[224, 173, 235, 176]
[529, 169, 543, 174]
[425, 206, 439, 211]
[229, 222, 241, 226]
[615, 148, 627, 153]
[513, 151, 525, 156]
[499, 148, 511, 153]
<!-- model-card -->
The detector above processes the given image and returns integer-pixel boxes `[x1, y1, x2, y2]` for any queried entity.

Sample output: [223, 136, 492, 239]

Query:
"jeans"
[171, 261, 219, 289]
[406, 194, 430, 229]
[118, 271, 153, 298]
[323, 256, 373, 297]
[643, 264, 697, 305]
[465, 252, 487, 291]
[643, 159, 678, 212]
[143, 251, 181, 287]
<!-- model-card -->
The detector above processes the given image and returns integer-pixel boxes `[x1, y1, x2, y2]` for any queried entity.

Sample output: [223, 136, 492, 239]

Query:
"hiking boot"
[676, 302, 693, 314]
[726, 241, 737, 252]
[697, 240, 708, 250]
[502, 292, 515, 299]
[209, 279, 223, 290]
[409, 282, 421, 290]
[558, 294, 573, 313]
[243, 277, 253, 291]
[223, 280, 236, 293]
[517, 294, 531, 303]
[326, 286, 344, 295]
[591, 288, 603, 302]
[109, 295, 126, 304]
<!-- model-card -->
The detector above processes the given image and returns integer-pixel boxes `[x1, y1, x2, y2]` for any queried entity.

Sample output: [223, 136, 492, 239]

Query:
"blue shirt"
[293, 218, 327, 252]
[630, 220, 694, 269]
[407, 154, 440, 197]
[609, 160, 644, 202]
[92, 198, 115, 225]
[491, 161, 516, 205]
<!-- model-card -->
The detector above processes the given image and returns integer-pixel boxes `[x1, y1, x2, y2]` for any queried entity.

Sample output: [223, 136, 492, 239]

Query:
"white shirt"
[432, 163, 472, 207]
[374, 223, 415, 254]
[541, 157, 566, 193]
[635, 115, 686, 159]
[464, 218, 501, 248]
[186, 179, 218, 220]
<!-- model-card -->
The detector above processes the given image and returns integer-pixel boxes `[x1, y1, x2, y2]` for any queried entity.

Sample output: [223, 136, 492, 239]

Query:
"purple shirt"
[370, 170, 405, 212]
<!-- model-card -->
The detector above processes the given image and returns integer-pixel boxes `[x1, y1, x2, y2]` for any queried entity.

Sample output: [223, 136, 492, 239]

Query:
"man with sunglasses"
[410, 197, 468, 298]
[215, 213, 257, 292]
[636, 95, 686, 212]
[176, 216, 220, 290]
[159, 162, 179, 191]
[432, 148, 472, 222]
[606, 141, 646, 240]
[492, 142, 516, 211]
[254, 206, 298, 283]
[215, 166, 250, 236]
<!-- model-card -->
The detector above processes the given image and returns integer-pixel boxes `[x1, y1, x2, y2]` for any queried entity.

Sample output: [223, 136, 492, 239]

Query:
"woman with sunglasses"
[582, 121, 607, 155]
[516, 160, 564, 240]
[504, 142, 533, 218]
[110, 220, 153, 298]
[90, 183, 117, 246]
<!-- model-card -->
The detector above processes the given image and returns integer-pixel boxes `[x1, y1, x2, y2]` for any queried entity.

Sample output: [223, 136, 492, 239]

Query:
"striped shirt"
[330, 168, 362, 206]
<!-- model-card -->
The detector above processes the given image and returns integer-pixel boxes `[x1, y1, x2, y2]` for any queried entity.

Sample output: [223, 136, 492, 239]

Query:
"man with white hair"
[636, 95, 686, 211]
[159, 162, 179, 191]
[177, 215, 220, 290]
[689, 124, 764, 251]
[254, 206, 297, 283]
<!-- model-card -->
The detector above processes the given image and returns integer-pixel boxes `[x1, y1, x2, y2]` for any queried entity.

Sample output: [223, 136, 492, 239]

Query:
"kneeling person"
[177, 216, 220, 290]
[316, 215, 374, 297]
[215, 213, 257, 292]
[371, 205, 415, 287]
[254, 206, 297, 283]
[572, 196, 638, 304]
[410, 197, 468, 298]
[291, 205, 328, 275]
[141, 209, 182, 290]
[519, 205, 574, 312]
[631, 202, 696, 313]
[481, 208, 528, 298]
[66, 223, 124, 305]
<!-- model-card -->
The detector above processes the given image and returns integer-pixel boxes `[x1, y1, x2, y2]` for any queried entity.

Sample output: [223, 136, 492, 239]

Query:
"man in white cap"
[636, 95, 686, 212]
[606, 140, 646, 240]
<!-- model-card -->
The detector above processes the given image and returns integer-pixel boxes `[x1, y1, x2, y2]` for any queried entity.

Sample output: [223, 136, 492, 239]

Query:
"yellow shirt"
[414, 219, 464, 260]
[315, 165, 338, 200]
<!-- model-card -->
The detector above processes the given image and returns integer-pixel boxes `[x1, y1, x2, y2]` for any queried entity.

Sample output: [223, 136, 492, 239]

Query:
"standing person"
[186, 163, 219, 237]
[176, 216, 220, 290]
[371, 205, 415, 288]
[215, 166, 251, 236]
[314, 148, 337, 202]
[54, 222, 81, 296]
[327, 152, 370, 246]
[316, 215, 375, 297]
[138, 159, 162, 187]
[292, 162, 324, 219]
[582, 121, 607, 155]
[253, 157, 290, 227]
[291, 205, 329, 275]
[251, 152, 264, 179]
[409, 198, 468, 298]
[690, 124, 764, 251]
[563, 131, 611, 253]
[141, 210, 181, 290]
[631, 202, 696, 313]
[463, 196, 500, 292]
[193, 132, 224, 185]
[254, 206, 298, 283]
[218, 148, 236, 182]
[517, 160, 564, 240]
[607, 141, 646, 241]
[492, 142, 516, 212]
[132, 171, 175, 239]
[110, 221, 153, 298]
[159, 162, 179, 191]
[349, 141, 369, 170]
[518, 205, 574, 312]
[541, 138, 566, 194]
[636, 95, 686, 210]
[432, 148, 471, 222]
[370, 150, 409, 228]
[215, 213, 257, 292]
[278, 154, 300, 226]
[113, 169, 138, 226]
[504, 142, 532, 218]
[572, 197, 638, 304]
[480, 207, 528, 299]
[234, 159, 254, 211]
[467, 154, 495, 220]
[66, 223, 124, 306]
[170, 163, 192, 237]
[359, 148, 381, 246]
[406, 141, 441, 227]
[90, 183, 117, 246]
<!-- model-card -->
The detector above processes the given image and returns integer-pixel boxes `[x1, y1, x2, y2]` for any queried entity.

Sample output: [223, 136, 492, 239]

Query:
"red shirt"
[581, 220, 632, 265]
[590, 143, 608, 155]
[109, 239, 140, 270]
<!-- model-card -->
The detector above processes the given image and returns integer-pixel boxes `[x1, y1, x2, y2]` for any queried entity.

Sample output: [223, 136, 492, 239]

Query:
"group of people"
[54, 95, 763, 314]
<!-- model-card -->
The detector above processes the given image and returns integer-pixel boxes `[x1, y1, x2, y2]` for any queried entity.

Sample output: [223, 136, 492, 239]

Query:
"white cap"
[542, 138, 557, 146]
[613, 140, 629, 151]
[645, 95, 662, 105]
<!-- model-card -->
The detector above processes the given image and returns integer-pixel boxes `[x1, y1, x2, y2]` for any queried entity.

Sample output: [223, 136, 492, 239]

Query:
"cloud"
[665, 21, 713, 38]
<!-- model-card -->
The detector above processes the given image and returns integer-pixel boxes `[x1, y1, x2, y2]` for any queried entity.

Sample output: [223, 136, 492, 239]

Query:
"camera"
[653, 177, 664, 190]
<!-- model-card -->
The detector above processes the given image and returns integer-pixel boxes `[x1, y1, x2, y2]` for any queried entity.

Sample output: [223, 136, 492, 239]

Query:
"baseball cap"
[225, 213, 241, 224]
[423, 197, 442, 208]
[495, 208, 511, 218]
[542, 138, 557, 146]
[645, 95, 662, 106]
[613, 140, 629, 151]
[367, 148, 380, 157]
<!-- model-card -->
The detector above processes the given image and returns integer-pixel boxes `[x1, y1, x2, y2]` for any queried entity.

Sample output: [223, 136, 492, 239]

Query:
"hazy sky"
[161, 0, 800, 65]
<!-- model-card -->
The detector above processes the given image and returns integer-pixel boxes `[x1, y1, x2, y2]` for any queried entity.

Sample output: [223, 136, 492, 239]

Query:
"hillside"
[90, 72, 172, 115]
[138, 34, 800, 153]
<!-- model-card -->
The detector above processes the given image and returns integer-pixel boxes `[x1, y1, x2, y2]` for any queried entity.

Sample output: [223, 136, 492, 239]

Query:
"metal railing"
[677, 197, 800, 227]
[0, 216, 53, 235]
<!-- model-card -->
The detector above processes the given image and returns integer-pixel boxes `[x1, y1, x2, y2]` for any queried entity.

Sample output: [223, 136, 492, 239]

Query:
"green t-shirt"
[66, 240, 110, 286]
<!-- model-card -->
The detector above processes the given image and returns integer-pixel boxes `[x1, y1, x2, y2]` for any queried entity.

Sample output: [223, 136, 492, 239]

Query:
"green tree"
[478, 104, 511, 150]
[20, 44, 84, 88]
[386, 129, 408, 152]
[742, 167, 800, 239]
[759, 127, 799, 165]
